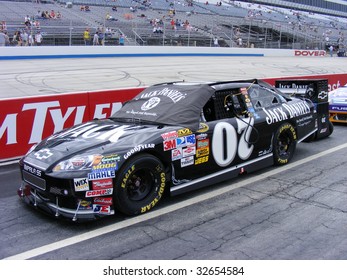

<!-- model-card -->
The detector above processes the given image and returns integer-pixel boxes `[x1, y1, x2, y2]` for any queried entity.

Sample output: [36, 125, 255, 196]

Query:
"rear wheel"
[114, 154, 166, 215]
[273, 123, 297, 166]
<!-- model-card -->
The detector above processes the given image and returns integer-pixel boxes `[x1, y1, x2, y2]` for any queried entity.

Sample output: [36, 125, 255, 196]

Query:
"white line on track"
[4, 142, 347, 260]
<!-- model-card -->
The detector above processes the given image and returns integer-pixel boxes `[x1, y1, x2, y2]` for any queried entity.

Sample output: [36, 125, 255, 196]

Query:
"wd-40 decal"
[212, 118, 254, 167]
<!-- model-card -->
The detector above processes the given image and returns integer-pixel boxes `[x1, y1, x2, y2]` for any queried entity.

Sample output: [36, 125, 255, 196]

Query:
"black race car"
[18, 79, 332, 221]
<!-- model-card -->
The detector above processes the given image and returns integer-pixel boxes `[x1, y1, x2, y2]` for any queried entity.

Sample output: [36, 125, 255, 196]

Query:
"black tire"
[273, 123, 297, 166]
[327, 120, 334, 137]
[114, 153, 166, 215]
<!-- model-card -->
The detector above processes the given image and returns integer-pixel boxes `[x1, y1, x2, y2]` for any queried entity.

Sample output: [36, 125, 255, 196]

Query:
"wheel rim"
[277, 131, 292, 157]
[125, 169, 155, 201]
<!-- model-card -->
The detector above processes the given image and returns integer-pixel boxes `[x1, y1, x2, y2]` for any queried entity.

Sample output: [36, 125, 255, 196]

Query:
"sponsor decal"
[92, 178, 113, 190]
[34, 148, 53, 160]
[71, 157, 87, 168]
[318, 91, 328, 100]
[140, 88, 187, 103]
[197, 139, 209, 149]
[88, 170, 115, 180]
[23, 164, 42, 177]
[330, 105, 347, 111]
[263, 102, 311, 125]
[85, 188, 113, 197]
[196, 133, 208, 140]
[74, 178, 89, 192]
[163, 139, 177, 151]
[171, 148, 183, 161]
[94, 197, 113, 205]
[197, 123, 209, 133]
[176, 135, 196, 148]
[124, 144, 155, 159]
[141, 97, 161, 111]
[102, 154, 121, 162]
[181, 156, 194, 167]
[177, 128, 192, 137]
[50, 123, 130, 144]
[294, 50, 326, 56]
[195, 156, 209, 165]
[92, 162, 118, 171]
[183, 146, 196, 157]
[161, 131, 178, 140]
[296, 115, 314, 127]
[93, 204, 111, 214]
[78, 199, 93, 210]
[197, 147, 209, 157]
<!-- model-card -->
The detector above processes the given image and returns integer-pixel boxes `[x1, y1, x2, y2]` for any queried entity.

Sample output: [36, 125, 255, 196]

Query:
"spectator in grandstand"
[237, 37, 242, 47]
[170, 18, 175, 30]
[35, 31, 43, 46]
[329, 45, 334, 57]
[93, 32, 99, 45]
[213, 37, 219, 47]
[25, 15, 31, 25]
[21, 30, 29, 46]
[98, 30, 105, 45]
[13, 31, 22, 46]
[106, 13, 116, 21]
[50, 10, 56, 19]
[119, 33, 125, 45]
[28, 33, 34, 46]
[83, 28, 90, 45]
[0, 30, 6, 46]
[1, 21, 7, 31]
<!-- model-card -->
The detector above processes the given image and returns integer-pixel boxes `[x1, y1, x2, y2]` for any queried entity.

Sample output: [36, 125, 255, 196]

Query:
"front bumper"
[329, 111, 347, 123]
[18, 183, 114, 222]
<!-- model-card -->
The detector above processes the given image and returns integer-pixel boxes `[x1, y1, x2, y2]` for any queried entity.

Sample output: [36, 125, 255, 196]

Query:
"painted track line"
[4, 142, 347, 260]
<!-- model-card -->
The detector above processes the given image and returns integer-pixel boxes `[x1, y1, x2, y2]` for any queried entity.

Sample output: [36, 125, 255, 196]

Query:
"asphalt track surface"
[1, 55, 347, 98]
[1, 55, 347, 261]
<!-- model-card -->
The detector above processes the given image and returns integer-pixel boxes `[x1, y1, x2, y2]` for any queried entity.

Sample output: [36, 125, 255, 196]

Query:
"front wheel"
[114, 153, 166, 215]
[273, 123, 297, 166]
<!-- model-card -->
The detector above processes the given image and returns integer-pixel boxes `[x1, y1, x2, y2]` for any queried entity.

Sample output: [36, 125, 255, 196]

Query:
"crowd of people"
[0, 0, 346, 50]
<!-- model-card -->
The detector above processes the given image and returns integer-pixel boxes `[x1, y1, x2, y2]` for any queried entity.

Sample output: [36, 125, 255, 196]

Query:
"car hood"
[23, 119, 168, 170]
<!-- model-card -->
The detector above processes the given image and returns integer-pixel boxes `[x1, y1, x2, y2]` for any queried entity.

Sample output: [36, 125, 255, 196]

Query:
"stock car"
[18, 79, 333, 221]
[329, 84, 347, 123]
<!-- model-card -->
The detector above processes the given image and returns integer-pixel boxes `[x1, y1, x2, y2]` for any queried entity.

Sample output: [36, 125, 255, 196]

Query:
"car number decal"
[212, 118, 254, 167]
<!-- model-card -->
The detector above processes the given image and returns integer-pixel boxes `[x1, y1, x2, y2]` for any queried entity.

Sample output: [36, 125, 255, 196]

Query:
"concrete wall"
[0, 46, 310, 60]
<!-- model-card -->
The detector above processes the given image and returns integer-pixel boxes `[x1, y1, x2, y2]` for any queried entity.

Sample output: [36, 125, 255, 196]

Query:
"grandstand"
[0, 0, 346, 53]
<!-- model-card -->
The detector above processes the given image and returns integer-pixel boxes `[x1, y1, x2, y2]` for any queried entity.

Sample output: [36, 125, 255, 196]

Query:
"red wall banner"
[1, 73, 347, 161]
[0, 88, 143, 160]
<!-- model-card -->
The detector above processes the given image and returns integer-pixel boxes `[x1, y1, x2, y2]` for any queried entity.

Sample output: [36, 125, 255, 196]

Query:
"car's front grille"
[23, 171, 46, 191]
